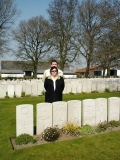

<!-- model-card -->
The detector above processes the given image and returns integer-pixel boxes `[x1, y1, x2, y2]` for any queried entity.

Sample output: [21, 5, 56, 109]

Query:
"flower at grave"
[42, 126, 61, 141]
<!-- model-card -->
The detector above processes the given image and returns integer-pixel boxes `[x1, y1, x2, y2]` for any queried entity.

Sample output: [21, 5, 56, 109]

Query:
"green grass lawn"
[0, 92, 120, 160]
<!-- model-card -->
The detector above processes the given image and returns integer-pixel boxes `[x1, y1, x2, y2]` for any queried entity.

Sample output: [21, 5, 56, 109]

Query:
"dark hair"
[50, 66, 58, 73]
[51, 59, 58, 65]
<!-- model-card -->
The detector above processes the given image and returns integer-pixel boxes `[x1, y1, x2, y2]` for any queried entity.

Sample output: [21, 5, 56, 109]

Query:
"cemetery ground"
[0, 92, 120, 160]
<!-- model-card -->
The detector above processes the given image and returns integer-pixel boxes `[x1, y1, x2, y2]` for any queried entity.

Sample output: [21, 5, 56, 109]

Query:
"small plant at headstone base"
[5, 92, 9, 98]
[69, 92, 74, 95]
[42, 90, 45, 96]
[42, 126, 61, 142]
[14, 92, 16, 98]
[15, 133, 36, 145]
[21, 92, 25, 97]
[91, 90, 99, 93]
[62, 122, 81, 136]
[25, 94, 31, 97]
[95, 121, 108, 133]
[79, 124, 94, 136]
[107, 120, 120, 127]
[82, 92, 86, 94]
[104, 88, 110, 93]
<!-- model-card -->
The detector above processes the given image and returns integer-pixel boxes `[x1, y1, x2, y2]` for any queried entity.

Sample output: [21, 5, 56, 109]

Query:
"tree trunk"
[107, 63, 110, 78]
[102, 68, 105, 78]
[33, 64, 37, 79]
[85, 58, 90, 78]
[59, 57, 65, 71]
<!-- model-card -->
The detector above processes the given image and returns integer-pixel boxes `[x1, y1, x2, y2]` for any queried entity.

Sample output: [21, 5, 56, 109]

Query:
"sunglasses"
[51, 70, 57, 72]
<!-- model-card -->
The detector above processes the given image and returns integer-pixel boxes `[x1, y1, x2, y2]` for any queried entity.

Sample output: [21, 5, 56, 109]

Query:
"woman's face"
[51, 69, 58, 76]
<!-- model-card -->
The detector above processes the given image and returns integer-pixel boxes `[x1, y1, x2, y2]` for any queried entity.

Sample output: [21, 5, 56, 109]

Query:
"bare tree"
[12, 16, 52, 78]
[47, 0, 78, 70]
[0, 0, 19, 56]
[76, 0, 105, 78]
[93, 0, 120, 77]
[75, 0, 120, 78]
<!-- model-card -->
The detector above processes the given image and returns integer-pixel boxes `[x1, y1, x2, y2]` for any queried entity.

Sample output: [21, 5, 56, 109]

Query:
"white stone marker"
[108, 97, 120, 121]
[25, 84, 32, 95]
[66, 83, 72, 94]
[37, 84, 44, 95]
[71, 84, 77, 94]
[16, 104, 33, 136]
[15, 84, 22, 97]
[71, 80, 78, 94]
[95, 98, 107, 125]
[96, 80, 106, 93]
[52, 101, 67, 128]
[91, 81, 97, 92]
[63, 85, 67, 94]
[36, 103, 52, 134]
[7, 85, 14, 97]
[67, 100, 81, 126]
[31, 84, 38, 96]
[82, 80, 92, 93]
[77, 83, 82, 94]
[0, 84, 7, 98]
[82, 99, 95, 126]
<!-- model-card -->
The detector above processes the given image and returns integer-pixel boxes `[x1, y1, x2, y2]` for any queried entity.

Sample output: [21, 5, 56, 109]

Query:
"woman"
[44, 66, 65, 103]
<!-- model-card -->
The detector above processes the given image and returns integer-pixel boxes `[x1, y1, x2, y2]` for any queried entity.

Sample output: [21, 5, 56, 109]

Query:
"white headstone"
[95, 98, 107, 125]
[105, 79, 110, 90]
[96, 80, 106, 92]
[77, 83, 82, 93]
[25, 84, 31, 95]
[71, 84, 77, 94]
[109, 80, 114, 92]
[37, 84, 44, 96]
[66, 83, 72, 94]
[91, 81, 97, 92]
[67, 100, 81, 126]
[16, 104, 33, 136]
[82, 99, 95, 126]
[52, 101, 67, 128]
[0, 84, 7, 98]
[82, 80, 92, 93]
[108, 97, 120, 121]
[36, 103, 52, 134]
[7, 85, 14, 97]
[118, 86, 120, 92]
[15, 84, 22, 97]
[31, 84, 38, 96]
[22, 81, 26, 92]
[63, 85, 67, 94]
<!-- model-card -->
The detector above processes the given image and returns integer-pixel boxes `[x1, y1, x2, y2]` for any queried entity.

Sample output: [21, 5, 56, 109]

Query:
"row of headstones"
[0, 78, 120, 98]
[0, 83, 44, 98]
[16, 97, 120, 137]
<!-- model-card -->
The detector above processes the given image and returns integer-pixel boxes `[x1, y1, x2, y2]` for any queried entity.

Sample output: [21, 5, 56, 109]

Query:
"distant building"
[75, 66, 120, 77]
[0, 60, 77, 78]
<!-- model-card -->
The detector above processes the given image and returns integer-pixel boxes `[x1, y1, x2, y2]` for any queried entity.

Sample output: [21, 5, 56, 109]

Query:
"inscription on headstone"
[108, 97, 120, 121]
[8, 85, 14, 97]
[36, 103, 52, 134]
[16, 104, 33, 136]
[67, 100, 81, 126]
[82, 99, 95, 126]
[53, 101, 67, 128]
[95, 98, 107, 125]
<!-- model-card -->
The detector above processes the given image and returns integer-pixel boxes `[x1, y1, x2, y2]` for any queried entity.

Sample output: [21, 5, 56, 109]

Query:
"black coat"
[44, 75, 65, 103]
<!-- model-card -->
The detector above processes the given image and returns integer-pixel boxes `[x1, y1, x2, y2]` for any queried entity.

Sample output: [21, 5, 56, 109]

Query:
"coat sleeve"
[44, 78, 48, 91]
[61, 77, 65, 91]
